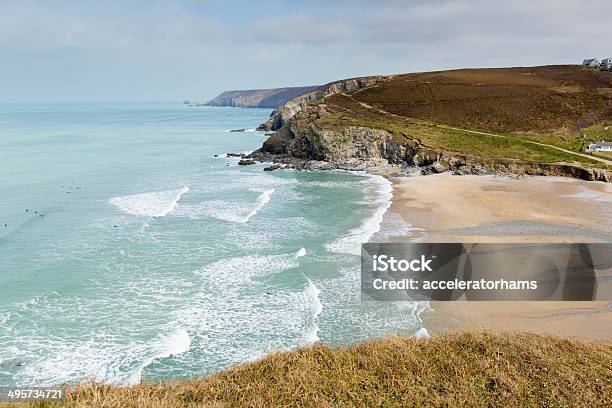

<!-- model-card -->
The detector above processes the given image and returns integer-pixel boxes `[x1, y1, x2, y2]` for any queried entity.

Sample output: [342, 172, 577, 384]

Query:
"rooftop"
[590, 140, 612, 146]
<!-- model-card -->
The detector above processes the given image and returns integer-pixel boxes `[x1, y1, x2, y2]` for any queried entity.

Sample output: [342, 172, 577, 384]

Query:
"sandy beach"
[386, 173, 612, 340]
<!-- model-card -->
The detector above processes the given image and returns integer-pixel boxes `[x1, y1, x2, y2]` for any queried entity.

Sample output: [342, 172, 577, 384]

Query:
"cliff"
[205, 86, 319, 109]
[33, 331, 612, 407]
[257, 76, 385, 130]
[251, 66, 612, 181]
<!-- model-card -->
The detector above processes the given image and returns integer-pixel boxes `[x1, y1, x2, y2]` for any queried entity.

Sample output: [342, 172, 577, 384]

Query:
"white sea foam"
[372, 211, 412, 241]
[302, 326, 320, 344]
[296, 248, 307, 257]
[301, 279, 323, 344]
[326, 175, 393, 255]
[196, 251, 300, 283]
[109, 186, 189, 217]
[413, 327, 429, 339]
[317, 266, 428, 345]
[226, 129, 258, 133]
[206, 189, 273, 223]
[307, 280, 323, 318]
[175, 265, 327, 372]
[127, 328, 191, 385]
[243, 189, 273, 222]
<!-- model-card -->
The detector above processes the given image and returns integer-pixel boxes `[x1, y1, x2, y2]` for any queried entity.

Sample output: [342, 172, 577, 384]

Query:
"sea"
[0, 103, 427, 386]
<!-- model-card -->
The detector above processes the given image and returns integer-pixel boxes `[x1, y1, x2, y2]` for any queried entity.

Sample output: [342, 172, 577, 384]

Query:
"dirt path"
[438, 125, 612, 165]
[341, 92, 612, 166]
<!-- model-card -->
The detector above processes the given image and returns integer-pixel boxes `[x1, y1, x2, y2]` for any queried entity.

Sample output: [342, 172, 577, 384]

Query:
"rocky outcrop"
[206, 86, 318, 109]
[251, 105, 611, 182]
[257, 76, 385, 131]
[249, 66, 611, 182]
[263, 164, 282, 171]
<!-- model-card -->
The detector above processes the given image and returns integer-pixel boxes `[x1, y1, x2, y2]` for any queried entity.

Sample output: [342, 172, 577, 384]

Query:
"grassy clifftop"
[352, 66, 611, 137]
[256, 66, 611, 177]
[321, 66, 611, 162]
[6, 331, 611, 407]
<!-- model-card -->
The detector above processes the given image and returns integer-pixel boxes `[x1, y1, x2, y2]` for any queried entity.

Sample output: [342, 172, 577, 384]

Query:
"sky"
[1, 0, 611, 102]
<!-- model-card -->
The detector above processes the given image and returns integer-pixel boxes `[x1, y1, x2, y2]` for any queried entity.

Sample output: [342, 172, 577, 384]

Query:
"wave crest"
[110, 186, 189, 217]
[327, 175, 392, 255]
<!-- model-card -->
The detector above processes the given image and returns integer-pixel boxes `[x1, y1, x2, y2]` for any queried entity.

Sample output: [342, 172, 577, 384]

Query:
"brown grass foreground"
[3, 331, 611, 408]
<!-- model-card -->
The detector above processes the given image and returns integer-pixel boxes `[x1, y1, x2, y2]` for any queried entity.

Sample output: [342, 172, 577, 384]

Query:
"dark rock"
[432, 162, 449, 174]
[263, 164, 282, 171]
[230, 128, 247, 132]
[238, 159, 256, 165]
[226, 153, 245, 158]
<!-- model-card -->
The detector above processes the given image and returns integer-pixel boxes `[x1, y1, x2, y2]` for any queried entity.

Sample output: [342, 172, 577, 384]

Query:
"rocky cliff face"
[257, 76, 385, 131]
[251, 67, 611, 182]
[251, 104, 612, 182]
[205, 86, 318, 109]
[258, 106, 413, 163]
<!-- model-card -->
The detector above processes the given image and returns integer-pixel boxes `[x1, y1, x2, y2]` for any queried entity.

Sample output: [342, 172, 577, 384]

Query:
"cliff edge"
[33, 331, 612, 408]
[251, 65, 612, 181]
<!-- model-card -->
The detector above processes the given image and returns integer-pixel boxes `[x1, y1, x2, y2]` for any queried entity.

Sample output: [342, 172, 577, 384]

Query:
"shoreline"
[381, 173, 612, 340]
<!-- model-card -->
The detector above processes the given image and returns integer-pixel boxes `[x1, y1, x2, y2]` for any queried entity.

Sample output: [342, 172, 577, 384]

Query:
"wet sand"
[387, 173, 612, 340]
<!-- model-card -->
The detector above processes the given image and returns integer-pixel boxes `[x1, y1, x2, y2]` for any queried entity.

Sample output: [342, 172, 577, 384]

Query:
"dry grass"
[355, 66, 612, 137]
[4, 331, 611, 408]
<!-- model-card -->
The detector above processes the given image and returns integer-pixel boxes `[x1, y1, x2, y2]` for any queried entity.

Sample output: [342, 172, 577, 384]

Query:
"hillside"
[205, 86, 319, 108]
[252, 65, 612, 181]
[4, 331, 610, 408]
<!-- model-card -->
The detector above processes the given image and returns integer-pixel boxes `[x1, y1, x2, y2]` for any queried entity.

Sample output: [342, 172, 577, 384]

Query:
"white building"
[582, 58, 600, 68]
[601, 58, 612, 71]
[588, 141, 612, 151]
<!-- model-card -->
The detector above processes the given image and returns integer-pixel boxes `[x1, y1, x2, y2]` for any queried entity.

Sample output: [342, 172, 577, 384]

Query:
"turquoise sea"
[0, 104, 426, 386]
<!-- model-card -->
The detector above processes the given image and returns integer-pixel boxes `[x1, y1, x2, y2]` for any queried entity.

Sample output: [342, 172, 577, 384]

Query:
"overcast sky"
[1, 0, 610, 102]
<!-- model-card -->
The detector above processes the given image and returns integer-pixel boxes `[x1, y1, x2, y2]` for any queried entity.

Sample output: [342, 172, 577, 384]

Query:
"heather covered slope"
[205, 86, 318, 108]
[254, 66, 612, 180]
[354, 65, 612, 140]
[6, 331, 610, 408]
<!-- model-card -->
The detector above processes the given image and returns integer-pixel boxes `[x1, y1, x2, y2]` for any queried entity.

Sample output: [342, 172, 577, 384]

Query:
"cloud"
[0, 0, 610, 101]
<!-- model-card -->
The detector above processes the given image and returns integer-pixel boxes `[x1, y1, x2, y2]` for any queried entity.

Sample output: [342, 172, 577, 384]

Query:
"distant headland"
[203, 85, 319, 109]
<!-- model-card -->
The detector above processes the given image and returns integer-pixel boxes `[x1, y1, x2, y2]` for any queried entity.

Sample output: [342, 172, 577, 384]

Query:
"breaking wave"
[206, 189, 273, 223]
[302, 280, 323, 344]
[326, 175, 392, 255]
[109, 186, 189, 217]
[126, 328, 191, 385]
